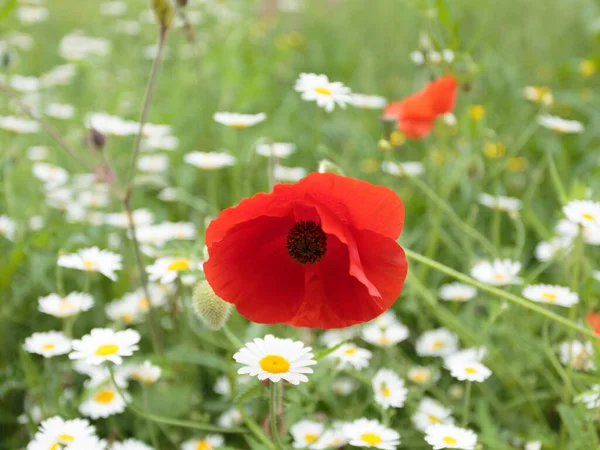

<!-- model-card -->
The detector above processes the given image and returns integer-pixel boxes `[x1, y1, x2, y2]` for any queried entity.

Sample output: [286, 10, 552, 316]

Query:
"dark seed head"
[286, 220, 327, 265]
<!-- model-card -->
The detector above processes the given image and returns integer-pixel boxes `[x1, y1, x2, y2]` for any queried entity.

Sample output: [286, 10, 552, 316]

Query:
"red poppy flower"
[586, 312, 600, 335]
[204, 172, 408, 329]
[383, 75, 458, 139]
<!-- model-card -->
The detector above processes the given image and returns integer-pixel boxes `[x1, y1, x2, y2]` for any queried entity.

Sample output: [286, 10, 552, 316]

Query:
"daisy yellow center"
[378, 335, 391, 345]
[42, 343, 55, 350]
[229, 123, 249, 129]
[344, 348, 356, 355]
[428, 415, 441, 423]
[122, 313, 134, 323]
[59, 300, 74, 310]
[95, 390, 115, 403]
[314, 86, 332, 96]
[259, 355, 290, 374]
[138, 297, 150, 310]
[494, 273, 505, 281]
[95, 344, 119, 356]
[360, 433, 382, 445]
[195, 441, 212, 450]
[412, 371, 429, 382]
[542, 292, 557, 302]
[304, 434, 318, 443]
[464, 367, 477, 374]
[582, 213, 595, 221]
[380, 383, 391, 397]
[167, 259, 190, 271]
[443, 436, 458, 445]
[58, 434, 74, 443]
[432, 340, 444, 350]
[82, 259, 95, 271]
[50, 444, 59, 450]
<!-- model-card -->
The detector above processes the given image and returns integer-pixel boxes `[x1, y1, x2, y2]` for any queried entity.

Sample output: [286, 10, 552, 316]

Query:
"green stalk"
[462, 381, 472, 426]
[403, 248, 597, 340]
[269, 382, 285, 450]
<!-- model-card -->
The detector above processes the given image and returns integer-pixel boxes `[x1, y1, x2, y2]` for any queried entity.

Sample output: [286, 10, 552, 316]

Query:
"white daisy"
[577, 385, 600, 409]
[524, 442, 542, 450]
[104, 209, 154, 229]
[142, 134, 179, 151]
[410, 51, 425, 65]
[0, 215, 16, 241]
[522, 284, 579, 307]
[319, 328, 359, 347]
[343, 418, 400, 450]
[295, 73, 352, 112]
[538, 114, 583, 134]
[535, 237, 572, 261]
[213, 112, 266, 128]
[84, 112, 137, 136]
[137, 154, 169, 173]
[129, 361, 162, 385]
[26, 416, 97, 450]
[69, 328, 140, 365]
[439, 283, 477, 302]
[523, 86, 553, 106]
[24, 331, 72, 358]
[443, 348, 487, 369]
[290, 420, 324, 448]
[330, 343, 372, 370]
[331, 377, 358, 396]
[59, 33, 111, 61]
[79, 384, 128, 419]
[181, 435, 224, 450]
[100, 1, 127, 16]
[361, 321, 409, 347]
[311, 427, 348, 449]
[559, 341, 595, 372]
[407, 366, 438, 385]
[213, 374, 251, 397]
[38, 292, 94, 318]
[563, 200, 600, 227]
[146, 256, 199, 284]
[470, 259, 521, 286]
[41, 64, 77, 87]
[381, 161, 425, 177]
[32, 163, 69, 188]
[350, 93, 387, 109]
[217, 408, 242, 428]
[45, 103, 75, 120]
[255, 142, 296, 158]
[274, 164, 307, 182]
[412, 398, 454, 432]
[30, 215, 45, 230]
[57, 247, 122, 281]
[0, 116, 40, 133]
[184, 151, 236, 169]
[447, 360, 492, 382]
[233, 334, 316, 385]
[372, 369, 407, 409]
[105, 288, 165, 324]
[415, 328, 459, 357]
[10, 74, 40, 92]
[424, 424, 478, 450]
[112, 439, 153, 450]
[27, 146, 48, 161]
[18, 5, 49, 24]
[72, 360, 129, 388]
[478, 193, 522, 213]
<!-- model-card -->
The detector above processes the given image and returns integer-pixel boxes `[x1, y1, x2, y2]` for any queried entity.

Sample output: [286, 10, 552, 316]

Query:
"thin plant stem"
[0, 81, 93, 172]
[222, 323, 244, 349]
[239, 409, 277, 450]
[462, 381, 472, 426]
[404, 174, 498, 256]
[107, 367, 245, 434]
[143, 388, 161, 450]
[403, 248, 598, 340]
[545, 149, 568, 205]
[269, 382, 285, 450]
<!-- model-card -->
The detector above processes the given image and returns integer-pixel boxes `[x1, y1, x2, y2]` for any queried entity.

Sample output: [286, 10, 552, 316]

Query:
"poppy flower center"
[286, 221, 327, 265]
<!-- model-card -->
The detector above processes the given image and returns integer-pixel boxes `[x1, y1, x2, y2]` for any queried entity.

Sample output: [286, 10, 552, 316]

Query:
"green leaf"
[165, 344, 229, 371]
[233, 382, 263, 406]
[314, 340, 348, 361]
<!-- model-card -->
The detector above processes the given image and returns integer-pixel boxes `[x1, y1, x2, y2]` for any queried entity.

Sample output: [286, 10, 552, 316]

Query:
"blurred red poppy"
[586, 312, 600, 335]
[383, 75, 458, 139]
[204, 172, 408, 329]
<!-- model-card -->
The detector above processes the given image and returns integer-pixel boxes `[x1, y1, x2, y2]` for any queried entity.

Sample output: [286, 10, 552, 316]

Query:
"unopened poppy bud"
[317, 159, 344, 175]
[192, 281, 232, 330]
[152, 0, 174, 29]
[89, 128, 106, 151]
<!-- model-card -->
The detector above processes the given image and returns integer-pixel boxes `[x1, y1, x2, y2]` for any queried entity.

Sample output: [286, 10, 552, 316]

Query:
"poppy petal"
[204, 215, 305, 324]
[425, 74, 458, 115]
[297, 172, 405, 240]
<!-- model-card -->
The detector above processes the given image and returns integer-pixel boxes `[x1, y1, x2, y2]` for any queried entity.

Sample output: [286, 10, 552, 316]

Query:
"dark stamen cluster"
[286, 220, 327, 265]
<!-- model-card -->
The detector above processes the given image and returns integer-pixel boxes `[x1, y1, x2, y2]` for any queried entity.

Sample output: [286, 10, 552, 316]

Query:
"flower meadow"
[1, 0, 600, 449]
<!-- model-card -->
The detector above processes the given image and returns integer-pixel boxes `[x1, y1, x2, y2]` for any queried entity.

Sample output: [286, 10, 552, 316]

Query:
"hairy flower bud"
[88, 128, 106, 151]
[192, 281, 232, 330]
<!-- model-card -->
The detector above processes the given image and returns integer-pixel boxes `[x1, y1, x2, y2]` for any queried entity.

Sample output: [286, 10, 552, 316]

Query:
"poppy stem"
[403, 248, 597, 340]
[269, 382, 286, 450]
